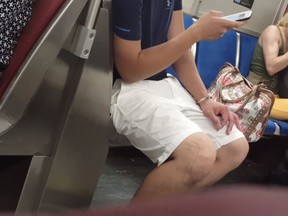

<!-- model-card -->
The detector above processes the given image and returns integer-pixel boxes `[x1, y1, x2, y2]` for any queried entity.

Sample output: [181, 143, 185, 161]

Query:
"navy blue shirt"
[113, 0, 182, 81]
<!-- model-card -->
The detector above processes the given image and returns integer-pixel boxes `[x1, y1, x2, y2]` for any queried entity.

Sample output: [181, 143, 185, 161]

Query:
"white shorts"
[110, 76, 244, 166]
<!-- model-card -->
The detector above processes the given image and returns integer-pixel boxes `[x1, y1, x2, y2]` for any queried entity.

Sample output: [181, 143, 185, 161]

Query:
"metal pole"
[85, 0, 102, 29]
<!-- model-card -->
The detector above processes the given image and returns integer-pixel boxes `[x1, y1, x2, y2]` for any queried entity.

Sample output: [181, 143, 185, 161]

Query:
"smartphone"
[223, 10, 252, 21]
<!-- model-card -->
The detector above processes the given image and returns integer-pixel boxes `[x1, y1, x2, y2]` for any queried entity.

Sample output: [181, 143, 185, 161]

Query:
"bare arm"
[114, 10, 246, 83]
[261, 25, 288, 75]
[167, 11, 207, 102]
[168, 11, 242, 134]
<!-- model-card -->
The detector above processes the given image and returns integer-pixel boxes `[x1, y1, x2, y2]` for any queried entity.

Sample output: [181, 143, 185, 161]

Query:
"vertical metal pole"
[192, 0, 202, 18]
[85, 0, 102, 28]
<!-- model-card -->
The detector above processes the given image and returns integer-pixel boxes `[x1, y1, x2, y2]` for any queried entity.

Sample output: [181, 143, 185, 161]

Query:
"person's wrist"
[188, 24, 202, 43]
[196, 95, 212, 105]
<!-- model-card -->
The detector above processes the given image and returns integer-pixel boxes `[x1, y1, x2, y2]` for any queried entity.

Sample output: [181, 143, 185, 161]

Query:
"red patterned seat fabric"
[0, 0, 66, 98]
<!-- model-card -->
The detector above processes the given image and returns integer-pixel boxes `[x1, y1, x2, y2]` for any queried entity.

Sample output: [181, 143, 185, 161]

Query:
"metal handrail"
[69, 0, 102, 59]
[85, 0, 102, 29]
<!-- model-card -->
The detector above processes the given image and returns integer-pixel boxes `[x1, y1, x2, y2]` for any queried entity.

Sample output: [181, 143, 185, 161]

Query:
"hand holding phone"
[223, 10, 252, 21]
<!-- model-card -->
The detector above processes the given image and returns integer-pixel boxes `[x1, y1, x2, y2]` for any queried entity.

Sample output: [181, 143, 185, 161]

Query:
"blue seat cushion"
[264, 119, 278, 136]
[195, 30, 238, 88]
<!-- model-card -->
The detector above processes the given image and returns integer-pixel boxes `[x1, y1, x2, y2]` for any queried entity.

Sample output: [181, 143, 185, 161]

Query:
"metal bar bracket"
[70, 25, 96, 59]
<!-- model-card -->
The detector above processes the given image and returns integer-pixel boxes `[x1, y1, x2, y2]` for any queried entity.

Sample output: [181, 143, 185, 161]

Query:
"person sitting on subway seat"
[111, 0, 249, 202]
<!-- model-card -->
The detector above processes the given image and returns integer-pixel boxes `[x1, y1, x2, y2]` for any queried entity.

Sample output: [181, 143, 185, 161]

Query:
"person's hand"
[192, 10, 247, 41]
[199, 99, 241, 135]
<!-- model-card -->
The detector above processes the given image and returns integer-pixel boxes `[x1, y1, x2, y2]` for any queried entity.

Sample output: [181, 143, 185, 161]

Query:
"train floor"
[91, 136, 288, 209]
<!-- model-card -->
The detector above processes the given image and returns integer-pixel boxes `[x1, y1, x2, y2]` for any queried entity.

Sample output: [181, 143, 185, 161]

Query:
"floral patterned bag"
[208, 62, 275, 142]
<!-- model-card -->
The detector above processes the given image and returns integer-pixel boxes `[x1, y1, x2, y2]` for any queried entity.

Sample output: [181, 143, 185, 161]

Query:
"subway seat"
[0, 0, 112, 213]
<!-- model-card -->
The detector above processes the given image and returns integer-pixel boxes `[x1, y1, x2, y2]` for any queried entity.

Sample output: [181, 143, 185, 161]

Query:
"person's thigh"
[111, 78, 206, 166]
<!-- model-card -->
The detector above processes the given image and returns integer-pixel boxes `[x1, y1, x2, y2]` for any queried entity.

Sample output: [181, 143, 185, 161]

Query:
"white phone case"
[223, 11, 252, 21]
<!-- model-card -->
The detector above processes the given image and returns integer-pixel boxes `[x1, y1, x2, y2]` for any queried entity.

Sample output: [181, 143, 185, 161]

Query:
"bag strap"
[217, 64, 253, 88]
[216, 69, 242, 87]
[234, 85, 259, 112]
[215, 66, 254, 103]
[219, 84, 257, 104]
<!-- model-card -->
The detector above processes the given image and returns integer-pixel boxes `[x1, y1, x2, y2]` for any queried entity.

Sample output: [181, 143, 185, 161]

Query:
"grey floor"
[91, 136, 288, 209]
[91, 147, 155, 209]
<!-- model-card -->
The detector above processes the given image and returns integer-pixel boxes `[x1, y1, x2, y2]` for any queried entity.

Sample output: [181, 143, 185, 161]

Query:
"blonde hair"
[277, 13, 288, 28]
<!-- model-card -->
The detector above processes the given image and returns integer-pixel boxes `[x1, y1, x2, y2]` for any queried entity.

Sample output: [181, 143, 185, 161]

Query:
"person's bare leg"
[195, 137, 249, 187]
[132, 135, 248, 203]
[132, 132, 217, 202]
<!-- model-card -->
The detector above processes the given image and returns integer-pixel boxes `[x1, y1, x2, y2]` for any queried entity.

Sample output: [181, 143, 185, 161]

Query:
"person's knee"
[185, 150, 216, 184]
[231, 138, 249, 166]
[174, 134, 217, 184]
[219, 138, 249, 169]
